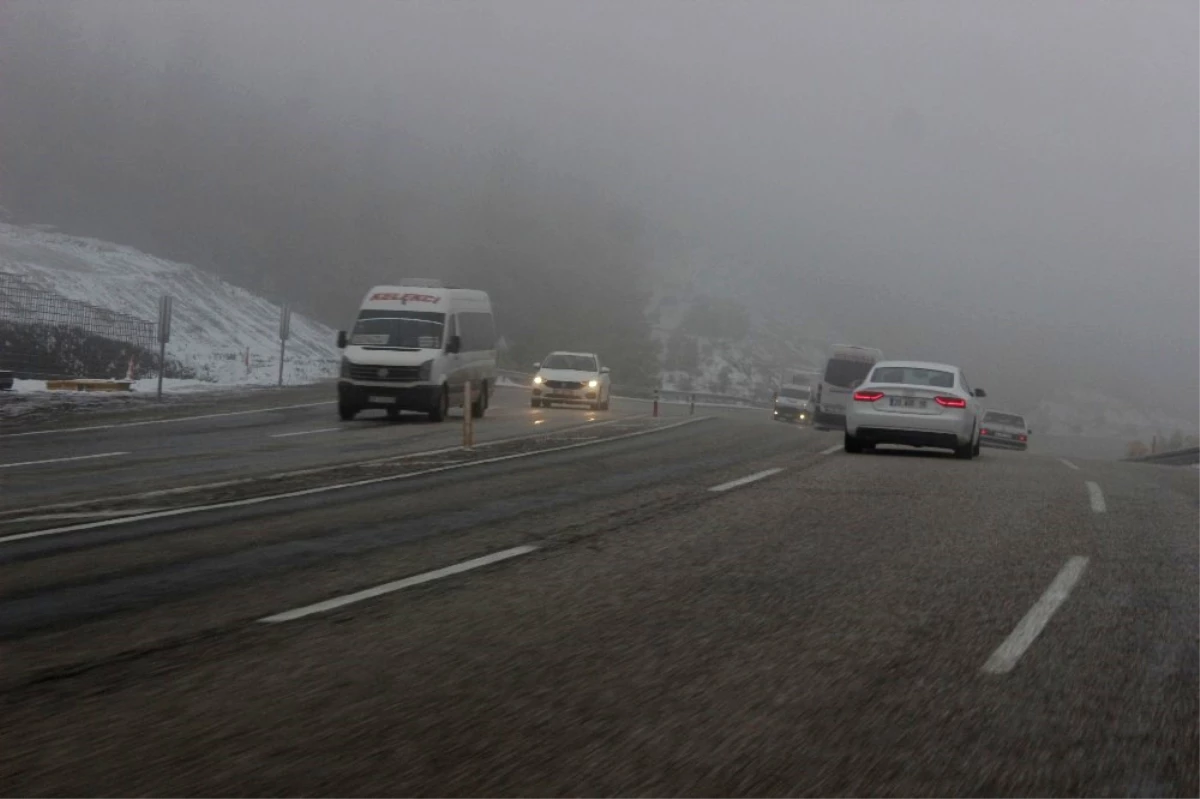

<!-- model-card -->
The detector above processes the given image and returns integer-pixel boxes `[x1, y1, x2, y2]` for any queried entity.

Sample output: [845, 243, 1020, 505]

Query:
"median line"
[981, 556, 1089, 675]
[0, 451, 130, 470]
[1059, 458, 1080, 471]
[269, 427, 339, 439]
[819, 444, 842, 455]
[709, 468, 784, 493]
[3, 401, 336, 438]
[1085, 481, 1107, 513]
[0, 416, 711, 545]
[259, 545, 538, 622]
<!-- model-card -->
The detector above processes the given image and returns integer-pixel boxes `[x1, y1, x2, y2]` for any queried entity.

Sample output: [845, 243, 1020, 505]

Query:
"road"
[0, 385, 1195, 796]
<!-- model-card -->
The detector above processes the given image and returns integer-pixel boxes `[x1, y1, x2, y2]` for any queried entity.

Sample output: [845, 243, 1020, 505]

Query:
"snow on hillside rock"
[0, 223, 337, 385]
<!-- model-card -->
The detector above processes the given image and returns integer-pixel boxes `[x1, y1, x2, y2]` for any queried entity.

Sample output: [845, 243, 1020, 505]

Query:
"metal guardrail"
[1125, 447, 1200, 466]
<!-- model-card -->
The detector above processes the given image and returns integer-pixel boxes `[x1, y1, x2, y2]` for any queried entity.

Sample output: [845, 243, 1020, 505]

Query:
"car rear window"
[984, 412, 1025, 427]
[870, 366, 955, 388]
[823, 358, 874, 388]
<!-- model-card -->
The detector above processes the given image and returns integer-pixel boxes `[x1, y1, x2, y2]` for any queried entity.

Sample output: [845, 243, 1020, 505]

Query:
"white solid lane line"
[982, 556, 1090, 675]
[269, 427, 340, 439]
[1059, 458, 1080, 471]
[260, 545, 538, 623]
[0, 451, 130, 470]
[820, 444, 842, 455]
[2, 401, 336, 438]
[1085, 481, 1107, 513]
[709, 468, 784, 493]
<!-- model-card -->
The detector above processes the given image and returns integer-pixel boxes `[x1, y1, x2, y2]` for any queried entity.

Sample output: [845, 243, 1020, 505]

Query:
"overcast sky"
[45, 1, 1200, 416]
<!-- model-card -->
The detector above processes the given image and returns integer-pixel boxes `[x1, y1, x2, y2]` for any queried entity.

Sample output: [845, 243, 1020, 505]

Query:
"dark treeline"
[0, 5, 659, 385]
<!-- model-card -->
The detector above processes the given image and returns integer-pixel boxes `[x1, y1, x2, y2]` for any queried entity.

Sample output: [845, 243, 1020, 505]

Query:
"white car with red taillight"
[980, 410, 1030, 451]
[843, 360, 987, 459]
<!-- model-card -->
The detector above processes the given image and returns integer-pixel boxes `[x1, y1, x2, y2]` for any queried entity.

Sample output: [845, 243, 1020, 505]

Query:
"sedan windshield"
[351, 310, 445, 349]
[871, 366, 955, 389]
[780, 386, 811, 399]
[543, 354, 598, 372]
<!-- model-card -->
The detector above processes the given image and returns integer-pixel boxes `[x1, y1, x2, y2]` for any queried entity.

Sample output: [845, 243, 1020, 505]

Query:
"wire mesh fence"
[0, 272, 158, 378]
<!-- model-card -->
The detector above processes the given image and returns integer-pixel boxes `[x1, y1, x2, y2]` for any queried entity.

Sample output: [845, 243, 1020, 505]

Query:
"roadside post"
[689, 393, 695, 416]
[653, 388, 660, 418]
[463, 380, 475, 449]
[156, 294, 172, 401]
[277, 303, 291, 387]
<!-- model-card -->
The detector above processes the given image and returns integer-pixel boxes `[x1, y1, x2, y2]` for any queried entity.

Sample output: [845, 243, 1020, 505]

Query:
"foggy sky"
[17, 1, 1200, 417]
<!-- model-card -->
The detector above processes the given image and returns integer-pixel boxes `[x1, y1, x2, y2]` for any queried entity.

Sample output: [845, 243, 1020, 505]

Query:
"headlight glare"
[588, 379, 599, 388]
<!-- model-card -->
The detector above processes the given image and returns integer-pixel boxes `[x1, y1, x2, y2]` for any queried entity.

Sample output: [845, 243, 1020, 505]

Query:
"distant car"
[0, 369, 12, 391]
[843, 360, 987, 459]
[980, 410, 1030, 451]
[531, 351, 611, 410]
[773, 384, 812, 423]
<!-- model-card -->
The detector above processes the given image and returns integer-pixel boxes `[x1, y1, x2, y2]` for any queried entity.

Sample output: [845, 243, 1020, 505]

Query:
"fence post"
[156, 295, 172, 401]
[463, 380, 474, 449]
[278, 303, 291, 387]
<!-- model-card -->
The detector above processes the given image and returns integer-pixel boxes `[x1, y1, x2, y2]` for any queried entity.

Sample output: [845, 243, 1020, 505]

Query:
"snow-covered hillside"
[647, 285, 827, 401]
[0, 223, 337, 384]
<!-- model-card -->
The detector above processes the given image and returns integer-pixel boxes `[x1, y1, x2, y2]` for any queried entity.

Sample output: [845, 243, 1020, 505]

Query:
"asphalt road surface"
[0, 384, 1195, 796]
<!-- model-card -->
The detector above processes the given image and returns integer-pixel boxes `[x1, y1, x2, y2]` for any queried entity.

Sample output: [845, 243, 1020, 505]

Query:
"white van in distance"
[813, 344, 884, 430]
[336, 280, 496, 422]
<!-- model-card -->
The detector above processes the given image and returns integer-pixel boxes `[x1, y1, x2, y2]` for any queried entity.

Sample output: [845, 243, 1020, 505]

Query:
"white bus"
[336, 280, 495, 422]
[812, 344, 883, 430]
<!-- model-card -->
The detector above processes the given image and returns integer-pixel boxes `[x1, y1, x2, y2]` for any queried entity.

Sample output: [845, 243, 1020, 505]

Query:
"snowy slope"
[0, 223, 337, 384]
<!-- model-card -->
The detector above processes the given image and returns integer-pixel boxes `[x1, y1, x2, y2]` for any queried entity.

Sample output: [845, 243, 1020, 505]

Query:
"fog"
[2, 1, 1196, 417]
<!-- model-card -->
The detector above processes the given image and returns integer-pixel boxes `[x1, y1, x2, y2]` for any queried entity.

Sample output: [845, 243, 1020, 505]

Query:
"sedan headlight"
[533, 375, 544, 385]
[588, 379, 599, 388]
[417, 359, 433, 381]
[340, 357, 352, 378]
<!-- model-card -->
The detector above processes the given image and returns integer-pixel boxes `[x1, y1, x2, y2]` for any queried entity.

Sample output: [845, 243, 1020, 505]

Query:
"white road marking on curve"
[1085, 481, 1107, 513]
[819, 444, 842, 455]
[0, 451, 130, 469]
[1058, 458, 1080, 471]
[259, 545, 538, 622]
[982, 556, 1089, 675]
[709, 468, 784, 492]
[269, 427, 340, 439]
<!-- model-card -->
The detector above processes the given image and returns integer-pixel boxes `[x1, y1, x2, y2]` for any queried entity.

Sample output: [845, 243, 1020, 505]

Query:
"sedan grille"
[349, 364, 421, 382]
[545, 380, 584, 390]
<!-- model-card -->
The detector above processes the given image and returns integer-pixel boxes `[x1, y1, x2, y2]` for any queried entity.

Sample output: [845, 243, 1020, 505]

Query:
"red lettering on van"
[369, 292, 442, 304]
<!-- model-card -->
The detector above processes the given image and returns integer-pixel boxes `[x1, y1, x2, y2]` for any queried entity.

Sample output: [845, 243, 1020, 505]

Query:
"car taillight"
[1018, 434, 1027, 442]
[934, 396, 967, 408]
[980, 428, 990, 435]
[853, 390, 884, 402]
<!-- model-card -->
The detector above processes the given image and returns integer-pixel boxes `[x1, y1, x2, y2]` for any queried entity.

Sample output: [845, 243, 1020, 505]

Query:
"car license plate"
[889, 397, 928, 409]
[369, 395, 395, 404]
